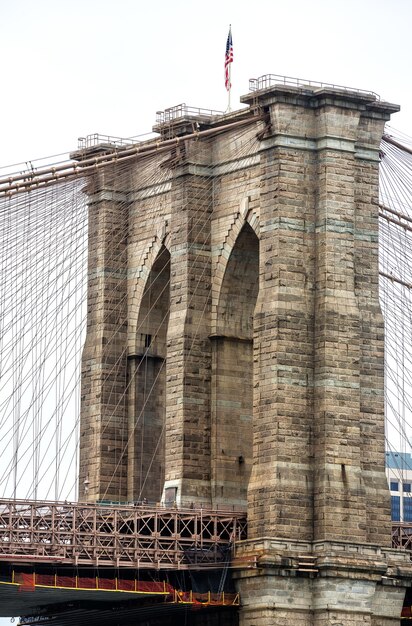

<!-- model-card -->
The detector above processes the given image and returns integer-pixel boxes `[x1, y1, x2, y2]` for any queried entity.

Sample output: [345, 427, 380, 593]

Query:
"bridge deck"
[1, 498, 411, 572]
[0, 499, 247, 570]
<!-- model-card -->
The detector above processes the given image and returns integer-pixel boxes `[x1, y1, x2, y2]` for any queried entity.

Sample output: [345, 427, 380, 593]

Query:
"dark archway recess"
[127, 246, 170, 503]
[212, 223, 259, 508]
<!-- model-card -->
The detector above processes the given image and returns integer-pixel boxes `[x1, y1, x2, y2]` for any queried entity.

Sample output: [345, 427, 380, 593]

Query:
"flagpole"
[228, 64, 231, 113]
[225, 25, 233, 113]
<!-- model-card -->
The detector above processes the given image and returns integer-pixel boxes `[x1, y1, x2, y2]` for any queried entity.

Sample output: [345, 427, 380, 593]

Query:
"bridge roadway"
[1, 497, 412, 571]
[0, 498, 247, 570]
[1, 499, 412, 625]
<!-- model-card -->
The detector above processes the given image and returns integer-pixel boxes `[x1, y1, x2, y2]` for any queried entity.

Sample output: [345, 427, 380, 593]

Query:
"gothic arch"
[211, 219, 259, 508]
[211, 196, 259, 335]
[128, 222, 170, 354]
[127, 244, 171, 503]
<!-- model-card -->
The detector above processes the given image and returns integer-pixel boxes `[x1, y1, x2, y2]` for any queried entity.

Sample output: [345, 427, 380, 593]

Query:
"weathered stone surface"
[78, 84, 411, 623]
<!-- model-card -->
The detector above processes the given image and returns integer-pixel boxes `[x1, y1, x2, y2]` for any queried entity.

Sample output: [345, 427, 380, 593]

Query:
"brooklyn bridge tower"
[78, 80, 412, 624]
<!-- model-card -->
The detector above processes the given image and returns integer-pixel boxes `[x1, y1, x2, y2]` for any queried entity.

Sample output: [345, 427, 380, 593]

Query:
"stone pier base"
[234, 539, 411, 625]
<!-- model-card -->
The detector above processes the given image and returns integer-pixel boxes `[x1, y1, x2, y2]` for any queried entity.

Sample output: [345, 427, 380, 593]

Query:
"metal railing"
[77, 132, 157, 150]
[248, 74, 380, 100]
[156, 104, 223, 125]
[0, 499, 247, 570]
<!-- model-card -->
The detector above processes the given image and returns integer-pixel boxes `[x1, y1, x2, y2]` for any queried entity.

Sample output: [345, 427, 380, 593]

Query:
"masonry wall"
[79, 93, 396, 517]
[233, 86, 408, 625]
[79, 167, 129, 502]
[78, 85, 410, 624]
[248, 124, 317, 540]
[355, 116, 391, 545]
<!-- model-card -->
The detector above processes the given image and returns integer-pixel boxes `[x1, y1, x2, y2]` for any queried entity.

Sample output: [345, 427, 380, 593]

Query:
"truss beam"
[0, 499, 246, 570]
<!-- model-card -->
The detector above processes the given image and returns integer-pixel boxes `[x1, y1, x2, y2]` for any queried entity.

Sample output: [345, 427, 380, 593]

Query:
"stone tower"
[78, 80, 412, 623]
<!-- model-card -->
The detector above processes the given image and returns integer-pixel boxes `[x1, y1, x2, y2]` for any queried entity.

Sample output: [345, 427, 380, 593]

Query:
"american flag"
[225, 26, 233, 91]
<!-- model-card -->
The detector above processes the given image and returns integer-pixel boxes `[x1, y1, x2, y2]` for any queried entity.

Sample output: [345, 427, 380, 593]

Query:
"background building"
[386, 450, 412, 522]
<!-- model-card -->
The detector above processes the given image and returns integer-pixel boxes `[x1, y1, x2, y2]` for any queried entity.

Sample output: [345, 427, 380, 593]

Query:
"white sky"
[1, 0, 412, 621]
[1, 0, 412, 170]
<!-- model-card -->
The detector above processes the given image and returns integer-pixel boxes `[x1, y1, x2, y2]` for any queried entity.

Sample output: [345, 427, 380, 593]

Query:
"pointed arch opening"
[127, 246, 170, 503]
[211, 223, 259, 507]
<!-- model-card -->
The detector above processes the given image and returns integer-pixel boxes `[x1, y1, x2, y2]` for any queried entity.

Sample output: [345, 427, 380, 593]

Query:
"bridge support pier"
[234, 540, 410, 625]
[162, 163, 213, 506]
[79, 165, 130, 502]
[233, 85, 412, 623]
[77, 78, 412, 623]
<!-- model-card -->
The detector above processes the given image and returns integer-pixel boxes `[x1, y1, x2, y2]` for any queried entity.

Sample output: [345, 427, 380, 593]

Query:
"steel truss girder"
[0, 499, 247, 569]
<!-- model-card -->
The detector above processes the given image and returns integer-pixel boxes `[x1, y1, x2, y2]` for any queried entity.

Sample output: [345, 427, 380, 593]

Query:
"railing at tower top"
[248, 74, 381, 100]
[77, 132, 158, 150]
[0, 499, 247, 570]
[155, 104, 224, 125]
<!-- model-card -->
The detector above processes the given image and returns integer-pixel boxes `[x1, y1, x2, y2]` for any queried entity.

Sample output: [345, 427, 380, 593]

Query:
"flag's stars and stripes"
[225, 26, 233, 91]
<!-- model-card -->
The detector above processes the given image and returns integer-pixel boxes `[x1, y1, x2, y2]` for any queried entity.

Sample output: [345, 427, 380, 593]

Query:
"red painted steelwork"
[0, 498, 246, 570]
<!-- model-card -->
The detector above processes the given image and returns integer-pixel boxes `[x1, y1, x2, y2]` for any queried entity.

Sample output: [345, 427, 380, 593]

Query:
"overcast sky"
[0, 0, 411, 621]
[1, 0, 412, 171]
